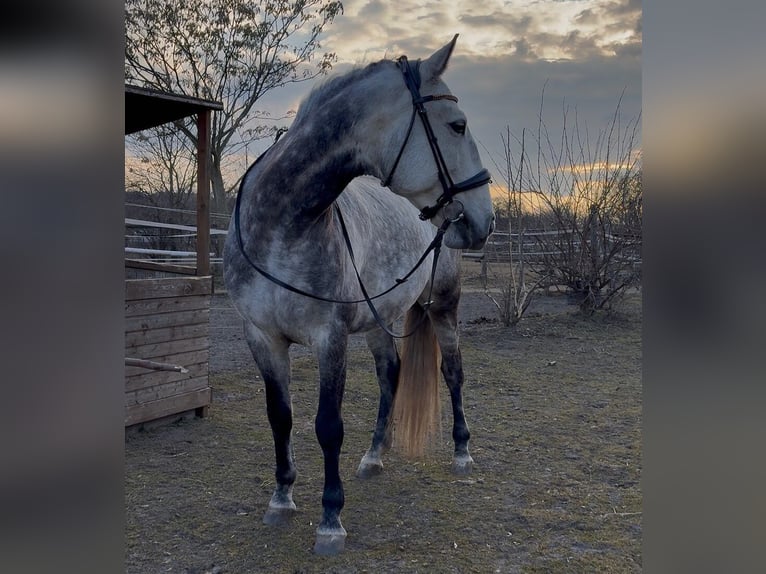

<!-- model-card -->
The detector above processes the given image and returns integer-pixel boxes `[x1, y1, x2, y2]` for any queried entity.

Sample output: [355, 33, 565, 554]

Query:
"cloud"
[445, 51, 642, 168]
[357, 0, 389, 19]
[574, 8, 600, 25]
[324, 0, 641, 64]
[458, 13, 498, 28]
[240, 0, 642, 173]
[416, 11, 451, 27]
[604, 0, 642, 17]
[561, 30, 604, 58]
[458, 12, 535, 37]
[512, 37, 537, 59]
[610, 41, 642, 60]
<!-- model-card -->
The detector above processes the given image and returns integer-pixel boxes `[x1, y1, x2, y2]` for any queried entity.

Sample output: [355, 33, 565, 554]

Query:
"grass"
[125, 294, 641, 573]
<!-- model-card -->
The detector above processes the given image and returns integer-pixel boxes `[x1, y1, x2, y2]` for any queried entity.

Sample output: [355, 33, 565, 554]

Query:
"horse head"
[377, 36, 495, 250]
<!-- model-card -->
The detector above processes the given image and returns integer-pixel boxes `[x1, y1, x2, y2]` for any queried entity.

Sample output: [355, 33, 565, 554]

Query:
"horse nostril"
[488, 217, 496, 234]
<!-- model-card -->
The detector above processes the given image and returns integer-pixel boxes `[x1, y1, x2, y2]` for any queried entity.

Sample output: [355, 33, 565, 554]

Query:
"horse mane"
[294, 60, 396, 123]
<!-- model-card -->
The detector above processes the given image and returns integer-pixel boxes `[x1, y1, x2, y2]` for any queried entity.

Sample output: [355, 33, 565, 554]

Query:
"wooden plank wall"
[125, 276, 213, 426]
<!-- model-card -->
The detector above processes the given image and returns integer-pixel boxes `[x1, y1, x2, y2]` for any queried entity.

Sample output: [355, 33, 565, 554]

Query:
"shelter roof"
[125, 84, 223, 134]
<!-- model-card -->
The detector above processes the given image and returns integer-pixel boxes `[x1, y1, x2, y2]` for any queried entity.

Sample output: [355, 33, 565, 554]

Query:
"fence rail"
[124, 205, 641, 272]
[463, 229, 641, 266]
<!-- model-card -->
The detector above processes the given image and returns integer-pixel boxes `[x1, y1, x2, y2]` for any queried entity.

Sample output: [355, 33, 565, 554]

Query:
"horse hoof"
[262, 504, 296, 526]
[452, 453, 474, 475]
[356, 457, 383, 479]
[313, 525, 347, 555]
[356, 463, 383, 479]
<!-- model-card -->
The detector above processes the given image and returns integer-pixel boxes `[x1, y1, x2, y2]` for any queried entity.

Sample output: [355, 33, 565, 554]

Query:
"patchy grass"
[126, 295, 641, 573]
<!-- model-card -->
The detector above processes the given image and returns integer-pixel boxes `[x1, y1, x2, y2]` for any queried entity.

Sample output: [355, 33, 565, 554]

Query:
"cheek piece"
[381, 55, 492, 221]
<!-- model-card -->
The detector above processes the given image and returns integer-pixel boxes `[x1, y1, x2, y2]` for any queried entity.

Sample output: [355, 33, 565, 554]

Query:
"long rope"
[234, 160, 451, 338]
[334, 204, 449, 338]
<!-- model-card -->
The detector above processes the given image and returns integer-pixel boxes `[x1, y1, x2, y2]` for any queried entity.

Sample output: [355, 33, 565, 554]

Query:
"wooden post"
[196, 110, 211, 276]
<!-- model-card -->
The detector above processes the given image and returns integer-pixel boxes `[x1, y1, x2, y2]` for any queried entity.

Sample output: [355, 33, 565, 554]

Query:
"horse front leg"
[356, 327, 399, 478]
[430, 310, 474, 475]
[313, 328, 348, 555]
[244, 324, 297, 525]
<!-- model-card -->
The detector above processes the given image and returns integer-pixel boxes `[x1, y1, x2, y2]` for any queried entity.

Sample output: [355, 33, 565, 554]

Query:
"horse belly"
[227, 276, 327, 346]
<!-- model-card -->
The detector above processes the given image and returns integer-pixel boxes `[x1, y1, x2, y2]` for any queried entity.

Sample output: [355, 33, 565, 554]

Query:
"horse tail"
[390, 303, 442, 458]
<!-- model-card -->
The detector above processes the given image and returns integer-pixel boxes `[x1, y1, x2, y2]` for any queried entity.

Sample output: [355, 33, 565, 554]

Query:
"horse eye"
[449, 120, 466, 135]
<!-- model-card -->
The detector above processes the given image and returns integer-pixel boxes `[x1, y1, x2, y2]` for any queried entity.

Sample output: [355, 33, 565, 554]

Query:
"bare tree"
[126, 122, 198, 206]
[479, 90, 641, 321]
[482, 127, 548, 326]
[524, 92, 642, 314]
[126, 123, 199, 254]
[125, 0, 344, 213]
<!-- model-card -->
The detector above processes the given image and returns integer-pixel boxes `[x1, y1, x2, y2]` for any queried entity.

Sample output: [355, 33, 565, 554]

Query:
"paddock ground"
[126, 282, 642, 573]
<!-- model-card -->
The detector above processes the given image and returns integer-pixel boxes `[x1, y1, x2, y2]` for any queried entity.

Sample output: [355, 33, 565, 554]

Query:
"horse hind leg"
[244, 323, 297, 525]
[356, 327, 400, 478]
[429, 306, 474, 475]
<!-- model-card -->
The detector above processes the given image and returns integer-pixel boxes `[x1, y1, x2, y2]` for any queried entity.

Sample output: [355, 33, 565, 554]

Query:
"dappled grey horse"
[223, 36, 495, 555]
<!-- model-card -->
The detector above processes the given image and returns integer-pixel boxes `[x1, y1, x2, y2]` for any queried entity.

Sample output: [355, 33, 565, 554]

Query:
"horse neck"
[245, 104, 382, 236]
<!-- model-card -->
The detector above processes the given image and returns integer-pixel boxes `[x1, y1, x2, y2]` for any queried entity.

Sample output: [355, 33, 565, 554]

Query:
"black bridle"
[233, 54, 492, 338]
[382, 55, 492, 221]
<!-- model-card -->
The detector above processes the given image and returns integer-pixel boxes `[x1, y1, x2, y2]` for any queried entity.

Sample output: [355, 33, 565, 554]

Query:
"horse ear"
[421, 34, 458, 81]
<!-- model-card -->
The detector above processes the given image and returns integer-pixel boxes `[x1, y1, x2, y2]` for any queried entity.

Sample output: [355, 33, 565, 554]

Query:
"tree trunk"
[208, 154, 228, 259]
[210, 156, 227, 218]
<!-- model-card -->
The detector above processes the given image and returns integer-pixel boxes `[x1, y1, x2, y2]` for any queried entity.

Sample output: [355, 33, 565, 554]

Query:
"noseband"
[382, 56, 492, 221]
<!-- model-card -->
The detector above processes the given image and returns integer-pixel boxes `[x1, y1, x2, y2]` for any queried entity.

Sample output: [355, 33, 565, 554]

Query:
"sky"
[254, 0, 642, 184]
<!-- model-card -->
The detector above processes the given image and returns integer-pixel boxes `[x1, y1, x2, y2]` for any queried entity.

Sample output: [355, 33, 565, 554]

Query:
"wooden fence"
[465, 230, 642, 266]
[125, 276, 212, 426]
[125, 208, 641, 272]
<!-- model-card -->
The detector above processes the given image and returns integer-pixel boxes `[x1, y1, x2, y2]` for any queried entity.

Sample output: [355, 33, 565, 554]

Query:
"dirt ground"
[125, 272, 642, 573]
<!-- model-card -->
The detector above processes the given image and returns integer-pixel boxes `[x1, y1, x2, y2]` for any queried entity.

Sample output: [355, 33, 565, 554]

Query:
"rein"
[335, 206, 453, 338]
[234, 160, 452, 337]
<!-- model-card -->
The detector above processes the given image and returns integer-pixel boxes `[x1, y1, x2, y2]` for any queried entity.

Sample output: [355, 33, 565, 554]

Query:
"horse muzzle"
[443, 208, 495, 250]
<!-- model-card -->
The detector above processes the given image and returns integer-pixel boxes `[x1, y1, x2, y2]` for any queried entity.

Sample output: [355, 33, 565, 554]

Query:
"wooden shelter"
[124, 85, 223, 428]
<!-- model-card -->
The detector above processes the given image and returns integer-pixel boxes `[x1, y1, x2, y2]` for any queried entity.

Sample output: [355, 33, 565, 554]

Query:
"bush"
[482, 92, 642, 318]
